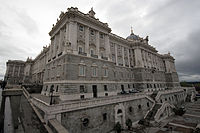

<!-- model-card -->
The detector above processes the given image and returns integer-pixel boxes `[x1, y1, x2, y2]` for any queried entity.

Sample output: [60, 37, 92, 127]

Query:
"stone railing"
[31, 93, 153, 115]
[155, 88, 184, 101]
[154, 101, 175, 122]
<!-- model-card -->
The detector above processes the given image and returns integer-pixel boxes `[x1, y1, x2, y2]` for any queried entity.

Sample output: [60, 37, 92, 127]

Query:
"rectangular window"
[92, 67, 97, 77]
[80, 85, 85, 93]
[104, 85, 108, 91]
[100, 33, 104, 39]
[103, 113, 107, 121]
[79, 47, 83, 53]
[103, 69, 108, 77]
[80, 95, 84, 99]
[79, 65, 85, 76]
[90, 30, 94, 35]
[79, 25, 84, 31]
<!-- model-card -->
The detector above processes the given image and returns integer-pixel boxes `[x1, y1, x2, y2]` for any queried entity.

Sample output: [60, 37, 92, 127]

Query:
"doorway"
[92, 85, 97, 98]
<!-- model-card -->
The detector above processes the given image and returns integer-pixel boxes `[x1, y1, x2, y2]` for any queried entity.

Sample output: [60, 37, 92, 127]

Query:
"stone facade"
[4, 7, 198, 133]
[40, 7, 180, 100]
[4, 60, 25, 85]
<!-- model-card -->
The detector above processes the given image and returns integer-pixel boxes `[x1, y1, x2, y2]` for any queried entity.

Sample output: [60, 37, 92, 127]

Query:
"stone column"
[68, 22, 77, 53]
[115, 44, 118, 66]
[96, 31, 100, 56]
[105, 34, 110, 60]
[127, 49, 130, 67]
[18, 66, 21, 77]
[85, 27, 89, 54]
[134, 48, 143, 68]
[12, 65, 15, 77]
[122, 47, 125, 66]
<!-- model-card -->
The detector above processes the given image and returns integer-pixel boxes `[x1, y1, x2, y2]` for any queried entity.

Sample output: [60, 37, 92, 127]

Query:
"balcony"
[78, 51, 87, 56]
[91, 54, 98, 58]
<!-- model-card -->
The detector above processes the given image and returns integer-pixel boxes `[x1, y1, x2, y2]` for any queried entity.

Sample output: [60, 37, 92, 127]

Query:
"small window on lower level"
[147, 102, 150, 107]
[80, 95, 85, 99]
[129, 107, 133, 113]
[103, 113, 107, 121]
[105, 93, 108, 96]
[138, 105, 141, 110]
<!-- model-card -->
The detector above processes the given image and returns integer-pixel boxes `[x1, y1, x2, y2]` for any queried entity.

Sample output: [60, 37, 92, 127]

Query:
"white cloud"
[0, 0, 200, 81]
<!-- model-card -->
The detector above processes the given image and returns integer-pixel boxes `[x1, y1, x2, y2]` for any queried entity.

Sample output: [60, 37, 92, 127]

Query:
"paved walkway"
[20, 95, 48, 133]
[4, 97, 14, 133]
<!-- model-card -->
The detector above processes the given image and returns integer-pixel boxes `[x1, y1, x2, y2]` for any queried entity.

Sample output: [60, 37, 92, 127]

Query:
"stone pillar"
[122, 47, 125, 66]
[127, 49, 130, 67]
[134, 48, 143, 68]
[18, 66, 21, 77]
[12, 65, 15, 77]
[85, 27, 89, 54]
[105, 34, 110, 60]
[96, 31, 100, 56]
[115, 44, 118, 66]
[68, 22, 77, 53]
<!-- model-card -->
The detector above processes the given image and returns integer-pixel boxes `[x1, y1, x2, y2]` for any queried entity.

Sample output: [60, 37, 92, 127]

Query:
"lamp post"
[50, 85, 54, 105]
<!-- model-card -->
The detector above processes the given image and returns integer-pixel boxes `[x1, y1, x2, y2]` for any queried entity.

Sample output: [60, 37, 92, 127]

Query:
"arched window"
[117, 109, 122, 114]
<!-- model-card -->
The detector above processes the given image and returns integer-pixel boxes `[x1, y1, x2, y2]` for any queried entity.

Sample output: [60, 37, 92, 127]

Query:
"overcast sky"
[0, 0, 200, 81]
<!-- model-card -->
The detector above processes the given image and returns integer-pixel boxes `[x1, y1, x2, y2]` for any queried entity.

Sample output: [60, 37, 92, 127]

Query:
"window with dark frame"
[80, 85, 85, 93]
[104, 85, 108, 91]
[103, 113, 107, 121]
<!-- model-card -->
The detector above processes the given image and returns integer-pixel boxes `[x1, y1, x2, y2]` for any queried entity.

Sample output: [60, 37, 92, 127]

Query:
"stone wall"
[60, 97, 153, 133]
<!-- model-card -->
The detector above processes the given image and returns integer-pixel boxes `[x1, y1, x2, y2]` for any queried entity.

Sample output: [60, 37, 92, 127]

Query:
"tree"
[114, 122, 121, 133]
[126, 119, 132, 130]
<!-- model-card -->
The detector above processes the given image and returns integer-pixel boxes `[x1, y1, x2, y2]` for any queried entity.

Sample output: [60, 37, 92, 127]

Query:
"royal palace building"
[40, 7, 179, 101]
[4, 7, 195, 133]
[5, 7, 180, 100]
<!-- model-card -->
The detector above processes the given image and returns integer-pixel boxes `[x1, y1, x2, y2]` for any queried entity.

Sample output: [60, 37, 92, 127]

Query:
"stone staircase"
[145, 103, 162, 121]
[150, 91, 158, 100]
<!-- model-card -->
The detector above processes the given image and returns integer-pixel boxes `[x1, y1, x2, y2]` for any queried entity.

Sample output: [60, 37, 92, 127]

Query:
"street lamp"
[50, 85, 54, 105]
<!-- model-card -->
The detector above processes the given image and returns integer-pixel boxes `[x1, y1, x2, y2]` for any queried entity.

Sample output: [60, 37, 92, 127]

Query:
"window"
[56, 85, 59, 92]
[80, 95, 85, 99]
[138, 105, 141, 110]
[90, 49, 94, 55]
[117, 109, 122, 114]
[80, 85, 85, 93]
[128, 84, 130, 88]
[105, 93, 108, 96]
[79, 46, 83, 53]
[79, 65, 85, 76]
[82, 118, 89, 127]
[104, 85, 108, 91]
[103, 113, 107, 121]
[103, 68, 108, 77]
[90, 30, 94, 35]
[129, 107, 133, 113]
[79, 25, 84, 31]
[92, 67, 97, 77]
[45, 86, 48, 91]
[133, 84, 135, 88]
[100, 33, 104, 39]
[147, 102, 150, 107]
[147, 84, 149, 88]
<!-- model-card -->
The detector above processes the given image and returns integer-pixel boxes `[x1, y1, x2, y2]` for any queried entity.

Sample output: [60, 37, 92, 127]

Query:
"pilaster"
[85, 27, 89, 54]
[105, 34, 110, 60]
[122, 47, 125, 66]
[127, 49, 130, 67]
[115, 44, 118, 66]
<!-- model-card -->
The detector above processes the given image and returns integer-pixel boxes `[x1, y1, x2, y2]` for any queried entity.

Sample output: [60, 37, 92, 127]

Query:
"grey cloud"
[15, 9, 39, 35]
